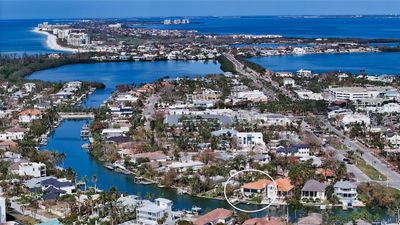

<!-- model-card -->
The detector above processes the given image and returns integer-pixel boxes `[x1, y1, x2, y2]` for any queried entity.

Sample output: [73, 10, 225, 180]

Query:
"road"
[321, 117, 400, 189]
[225, 53, 297, 101]
[143, 94, 160, 131]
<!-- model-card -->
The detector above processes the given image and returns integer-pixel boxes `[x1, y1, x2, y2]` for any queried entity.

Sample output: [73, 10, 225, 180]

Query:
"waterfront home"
[193, 208, 233, 225]
[117, 195, 141, 212]
[168, 160, 204, 172]
[109, 106, 134, 117]
[10, 161, 46, 177]
[276, 144, 310, 157]
[40, 177, 75, 194]
[136, 198, 174, 225]
[101, 127, 129, 138]
[301, 179, 327, 203]
[164, 114, 234, 127]
[334, 181, 358, 207]
[242, 216, 286, 225]
[0, 127, 28, 141]
[18, 109, 42, 123]
[241, 179, 273, 197]
[241, 178, 294, 201]
[130, 151, 169, 163]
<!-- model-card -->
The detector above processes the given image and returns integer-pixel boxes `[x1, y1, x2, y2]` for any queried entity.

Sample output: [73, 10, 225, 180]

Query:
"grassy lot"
[353, 156, 387, 181]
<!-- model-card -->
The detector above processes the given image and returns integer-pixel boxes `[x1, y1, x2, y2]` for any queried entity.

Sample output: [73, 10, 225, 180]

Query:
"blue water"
[0, 19, 68, 55]
[249, 52, 400, 75]
[132, 16, 400, 39]
[41, 120, 396, 223]
[28, 60, 222, 107]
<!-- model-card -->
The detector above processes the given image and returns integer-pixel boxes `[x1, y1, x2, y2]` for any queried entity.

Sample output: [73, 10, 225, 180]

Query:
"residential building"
[193, 208, 233, 225]
[301, 179, 327, 202]
[276, 144, 310, 157]
[18, 109, 42, 123]
[386, 132, 400, 148]
[0, 127, 28, 141]
[236, 132, 265, 148]
[0, 194, 5, 224]
[243, 216, 286, 225]
[334, 181, 358, 207]
[67, 32, 90, 46]
[136, 198, 173, 225]
[23, 82, 36, 92]
[168, 161, 204, 172]
[241, 178, 294, 201]
[186, 89, 221, 102]
[10, 161, 47, 177]
[283, 78, 295, 86]
[296, 213, 323, 225]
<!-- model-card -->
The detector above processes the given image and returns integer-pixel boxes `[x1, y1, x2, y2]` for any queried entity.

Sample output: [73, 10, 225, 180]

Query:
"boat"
[104, 163, 115, 170]
[80, 123, 90, 138]
[81, 143, 90, 149]
[191, 206, 202, 214]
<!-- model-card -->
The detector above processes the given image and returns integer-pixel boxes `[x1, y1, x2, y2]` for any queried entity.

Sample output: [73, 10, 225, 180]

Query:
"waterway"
[249, 52, 400, 75]
[28, 60, 222, 108]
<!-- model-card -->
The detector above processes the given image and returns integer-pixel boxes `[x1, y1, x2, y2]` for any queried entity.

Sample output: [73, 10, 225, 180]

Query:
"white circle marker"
[223, 169, 277, 213]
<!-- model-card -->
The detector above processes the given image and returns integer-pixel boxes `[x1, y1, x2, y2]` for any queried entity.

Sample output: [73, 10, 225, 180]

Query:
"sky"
[1, 0, 400, 19]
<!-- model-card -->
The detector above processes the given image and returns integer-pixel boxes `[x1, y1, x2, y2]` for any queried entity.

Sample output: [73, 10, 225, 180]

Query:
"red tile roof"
[193, 208, 233, 225]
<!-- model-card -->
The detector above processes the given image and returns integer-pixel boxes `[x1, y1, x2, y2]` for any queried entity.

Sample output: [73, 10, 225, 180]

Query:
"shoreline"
[32, 27, 78, 53]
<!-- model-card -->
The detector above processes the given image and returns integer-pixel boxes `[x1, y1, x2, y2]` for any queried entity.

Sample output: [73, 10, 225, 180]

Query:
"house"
[193, 208, 234, 225]
[276, 144, 310, 157]
[101, 127, 129, 138]
[40, 177, 75, 194]
[168, 161, 204, 172]
[0, 127, 28, 141]
[334, 181, 358, 207]
[301, 179, 327, 202]
[283, 78, 295, 87]
[136, 198, 173, 225]
[340, 113, 371, 130]
[129, 151, 169, 163]
[256, 113, 292, 127]
[117, 195, 141, 212]
[241, 179, 273, 197]
[18, 109, 42, 123]
[10, 161, 46, 177]
[243, 216, 286, 225]
[0, 140, 18, 150]
[0, 195, 5, 224]
[296, 213, 322, 225]
[236, 132, 265, 148]
[316, 168, 336, 180]
[23, 82, 36, 92]
[386, 132, 400, 148]
[241, 178, 294, 201]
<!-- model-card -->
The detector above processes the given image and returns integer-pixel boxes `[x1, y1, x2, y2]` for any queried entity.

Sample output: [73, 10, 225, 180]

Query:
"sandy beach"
[32, 28, 78, 52]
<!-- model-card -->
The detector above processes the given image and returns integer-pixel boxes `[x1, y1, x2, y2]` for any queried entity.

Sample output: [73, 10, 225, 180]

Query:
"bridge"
[59, 112, 95, 120]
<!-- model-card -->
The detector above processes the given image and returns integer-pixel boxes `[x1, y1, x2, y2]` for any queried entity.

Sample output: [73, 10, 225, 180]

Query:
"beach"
[32, 27, 78, 52]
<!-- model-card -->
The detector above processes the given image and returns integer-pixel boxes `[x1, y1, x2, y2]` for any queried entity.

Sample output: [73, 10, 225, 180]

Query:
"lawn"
[353, 156, 387, 181]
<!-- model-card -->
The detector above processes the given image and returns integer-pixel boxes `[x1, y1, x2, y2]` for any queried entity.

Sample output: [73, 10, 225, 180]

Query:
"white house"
[340, 113, 371, 131]
[101, 127, 129, 138]
[23, 82, 36, 93]
[301, 179, 327, 202]
[0, 127, 28, 141]
[10, 161, 47, 178]
[295, 90, 324, 100]
[232, 90, 268, 103]
[283, 78, 295, 87]
[334, 181, 358, 207]
[0, 195, 5, 224]
[168, 161, 204, 172]
[296, 69, 312, 77]
[276, 144, 310, 157]
[236, 132, 265, 148]
[257, 113, 292, 126]
[386, 133, 400, 148]
[136, 198, 173, 225]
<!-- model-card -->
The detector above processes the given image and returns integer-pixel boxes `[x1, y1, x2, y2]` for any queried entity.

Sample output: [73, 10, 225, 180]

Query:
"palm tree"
[91, 175, 98, 192]
[82, 175, 88, 192]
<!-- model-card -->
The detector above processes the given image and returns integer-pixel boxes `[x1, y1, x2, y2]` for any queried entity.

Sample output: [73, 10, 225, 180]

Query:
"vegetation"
[216, 55, 237, 74]
[235, 56, 266, 73]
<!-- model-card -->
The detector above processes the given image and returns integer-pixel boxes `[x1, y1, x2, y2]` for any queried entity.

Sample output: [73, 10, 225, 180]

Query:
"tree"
[91, 175, 98, 191]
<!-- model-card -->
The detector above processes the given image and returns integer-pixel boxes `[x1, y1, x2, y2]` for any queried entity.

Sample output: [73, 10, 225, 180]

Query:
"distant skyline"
[1, 0, 400, 19]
